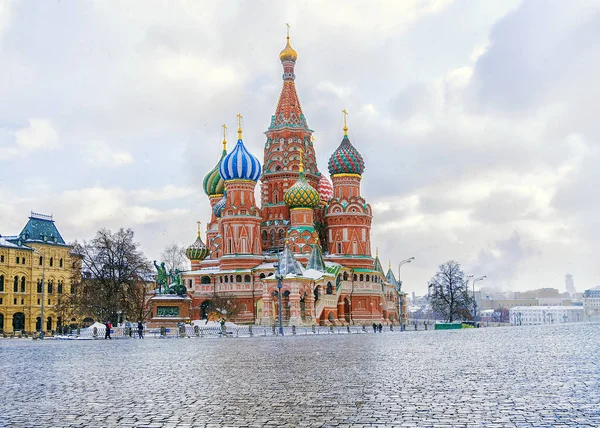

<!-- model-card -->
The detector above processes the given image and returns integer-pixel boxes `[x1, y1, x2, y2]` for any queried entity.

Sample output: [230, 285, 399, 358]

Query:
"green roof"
[11, 212, 67, 246]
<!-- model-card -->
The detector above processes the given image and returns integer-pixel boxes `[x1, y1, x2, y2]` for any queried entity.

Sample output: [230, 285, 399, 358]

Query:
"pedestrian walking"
[137, 320, 144, 339]
[372, 323, 377, 333]
[378, 323, 383, 333]
[104, 321, 112, 339]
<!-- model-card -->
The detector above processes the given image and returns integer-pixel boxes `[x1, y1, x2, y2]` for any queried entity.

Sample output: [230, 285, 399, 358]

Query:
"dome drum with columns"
[176, 29, 406, 327]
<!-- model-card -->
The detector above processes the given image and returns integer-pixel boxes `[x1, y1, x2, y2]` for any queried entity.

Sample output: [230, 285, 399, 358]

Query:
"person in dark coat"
[378, 323, 383, 333]
[137, 321, 144, 339]
[372, 323, 377, 333]
[104, 321, 112, 339]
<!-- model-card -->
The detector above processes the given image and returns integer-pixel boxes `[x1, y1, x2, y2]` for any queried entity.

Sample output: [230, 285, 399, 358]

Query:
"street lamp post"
[397, 257, 415, 330]
[472, 275, 486, 325]
[32, 248, 45, 339]
[274, 265, 284, 336]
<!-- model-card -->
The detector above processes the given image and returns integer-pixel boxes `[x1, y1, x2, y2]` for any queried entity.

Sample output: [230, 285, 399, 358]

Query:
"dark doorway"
[200, 300, 212, 320]
[13, 312, 25, 331]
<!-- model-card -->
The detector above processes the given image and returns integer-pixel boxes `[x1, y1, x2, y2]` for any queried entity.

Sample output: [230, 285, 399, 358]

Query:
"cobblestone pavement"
[1, 323, 599, 427]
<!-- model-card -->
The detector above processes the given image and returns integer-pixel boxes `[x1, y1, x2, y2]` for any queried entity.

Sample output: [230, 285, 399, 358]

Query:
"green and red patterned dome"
[284, 157, 320, 209]
[203, 139, 227, 197]
[186, 223, 210, 261]
[327, 134, 365, 176]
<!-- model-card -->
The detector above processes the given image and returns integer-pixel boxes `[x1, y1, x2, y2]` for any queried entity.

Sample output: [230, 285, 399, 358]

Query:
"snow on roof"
[0, 237, 27, 249]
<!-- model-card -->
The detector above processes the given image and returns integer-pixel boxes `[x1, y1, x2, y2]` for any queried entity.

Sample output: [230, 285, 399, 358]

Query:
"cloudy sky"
[1, 0, 599, 295]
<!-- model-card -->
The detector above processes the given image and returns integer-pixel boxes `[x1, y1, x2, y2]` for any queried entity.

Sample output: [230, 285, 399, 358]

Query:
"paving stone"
[0, 323, 598, 427]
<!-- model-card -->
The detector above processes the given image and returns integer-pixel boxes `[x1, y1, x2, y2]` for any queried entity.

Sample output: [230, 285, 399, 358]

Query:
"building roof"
[509, 306, 583, 311]
[0, 236, 31, 250]
[9, 212, 68, 247]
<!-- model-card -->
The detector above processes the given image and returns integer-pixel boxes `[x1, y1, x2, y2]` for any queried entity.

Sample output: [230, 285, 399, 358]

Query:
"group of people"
[103, 320, 144, 339]
[372, 323, 384, 333]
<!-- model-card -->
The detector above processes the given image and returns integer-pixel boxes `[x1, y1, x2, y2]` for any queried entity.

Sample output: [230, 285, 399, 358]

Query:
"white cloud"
[81, 141, 134, 168]
[0, 119, 60, 160]
[131, 185, 195, 203]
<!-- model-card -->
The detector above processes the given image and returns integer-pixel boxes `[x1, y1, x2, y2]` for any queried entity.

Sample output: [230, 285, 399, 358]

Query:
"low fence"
[42, 320, 509, 340]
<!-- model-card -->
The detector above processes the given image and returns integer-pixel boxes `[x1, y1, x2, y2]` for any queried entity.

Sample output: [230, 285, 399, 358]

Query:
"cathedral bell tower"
[325, 111, 373, 269]
[261, 26, 321, 252]
[218, 115, 264, 269]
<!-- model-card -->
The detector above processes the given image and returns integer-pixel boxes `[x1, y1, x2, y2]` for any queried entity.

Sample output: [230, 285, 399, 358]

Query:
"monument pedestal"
[147, 295, 192, 328]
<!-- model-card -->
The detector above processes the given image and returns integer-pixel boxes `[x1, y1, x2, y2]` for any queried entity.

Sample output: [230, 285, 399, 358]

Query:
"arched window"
[59, 258, 63, 268]
[244, 275, 251, 282]
[50, 257, 53, 267]
[48, 281, 53, 294]
[360, 274, 364, 281]
[326, 282, 333, 294]
[0, 313, 3, 331]
[46, 317, 52, 331]
[13, 276, 18, 292]
[224, 276, 228, 283]
[230, 275, 234, 283]
[58, 281, 63, 294]
[270, 230, 276, 246]
[201, 276, 211, 285]
[39, 256, 43, 266]
[366, 275, 370, 282]
[262, 230, 268, 242]
[0, 275, 4, 292]
[37, 279, 42, 293]
[279, 229, 285, 241]
[259, 273, 266, 279]
[21, 276, 25, 293]
[353, 274, 358, 281]
[235, 274, 242, 283]
[343, 272, 348, 281]
[273, 192, 279, 204]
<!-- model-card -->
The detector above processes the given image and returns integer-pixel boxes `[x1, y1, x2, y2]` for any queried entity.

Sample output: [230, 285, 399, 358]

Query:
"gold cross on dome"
[222, 124, 227, 150]
[236, 114, 243, 139]
[286, 23, 290, 38]
[342, 109, 349, 136]
[197, 221, 202, 237]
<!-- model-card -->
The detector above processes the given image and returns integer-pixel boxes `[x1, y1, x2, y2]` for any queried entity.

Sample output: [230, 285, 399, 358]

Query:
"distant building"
[582, 287, 600, 321]
[565, 274, 575, 294]
[479, 298, 538, 311]
[0, 212, 78, 334]
[509, 306, 583, 326]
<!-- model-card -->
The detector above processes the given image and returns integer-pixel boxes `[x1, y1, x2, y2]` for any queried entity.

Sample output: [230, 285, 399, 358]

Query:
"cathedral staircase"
[315, 294, 339, 321]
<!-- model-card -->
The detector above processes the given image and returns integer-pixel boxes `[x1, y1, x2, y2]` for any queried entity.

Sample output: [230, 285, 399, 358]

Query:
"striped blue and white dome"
[219, 139, 262, 182]
[213, 190, 227, 218]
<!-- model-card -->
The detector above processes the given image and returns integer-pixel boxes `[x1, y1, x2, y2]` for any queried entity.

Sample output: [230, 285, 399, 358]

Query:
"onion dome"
[318, 175, 334, 202]
[328, 111, 365, 176]
[284, 151, 320, 209]
[186, 222, 210, 261]
[213, 190, 227, 218]
[203, 130, 228, 196]
[279, 33, 298, 62]
[219, 118, 262, 181]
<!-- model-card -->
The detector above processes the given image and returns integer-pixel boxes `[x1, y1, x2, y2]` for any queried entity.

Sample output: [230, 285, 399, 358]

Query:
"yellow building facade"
[0, 212, 76, 334]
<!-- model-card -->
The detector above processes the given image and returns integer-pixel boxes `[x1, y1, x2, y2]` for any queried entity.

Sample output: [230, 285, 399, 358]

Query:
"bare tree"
[161, 242, 189, 273]
[429, 260, 473, 323]
[70, 228, 153, 324]
[205, 294, 243, 322]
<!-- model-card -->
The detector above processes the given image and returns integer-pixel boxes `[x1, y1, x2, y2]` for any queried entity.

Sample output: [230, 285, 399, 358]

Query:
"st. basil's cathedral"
[180, 32, 405, 326]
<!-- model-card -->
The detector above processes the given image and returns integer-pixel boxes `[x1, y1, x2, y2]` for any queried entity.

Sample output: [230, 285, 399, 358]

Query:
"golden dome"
[279, 36, 298, 62]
